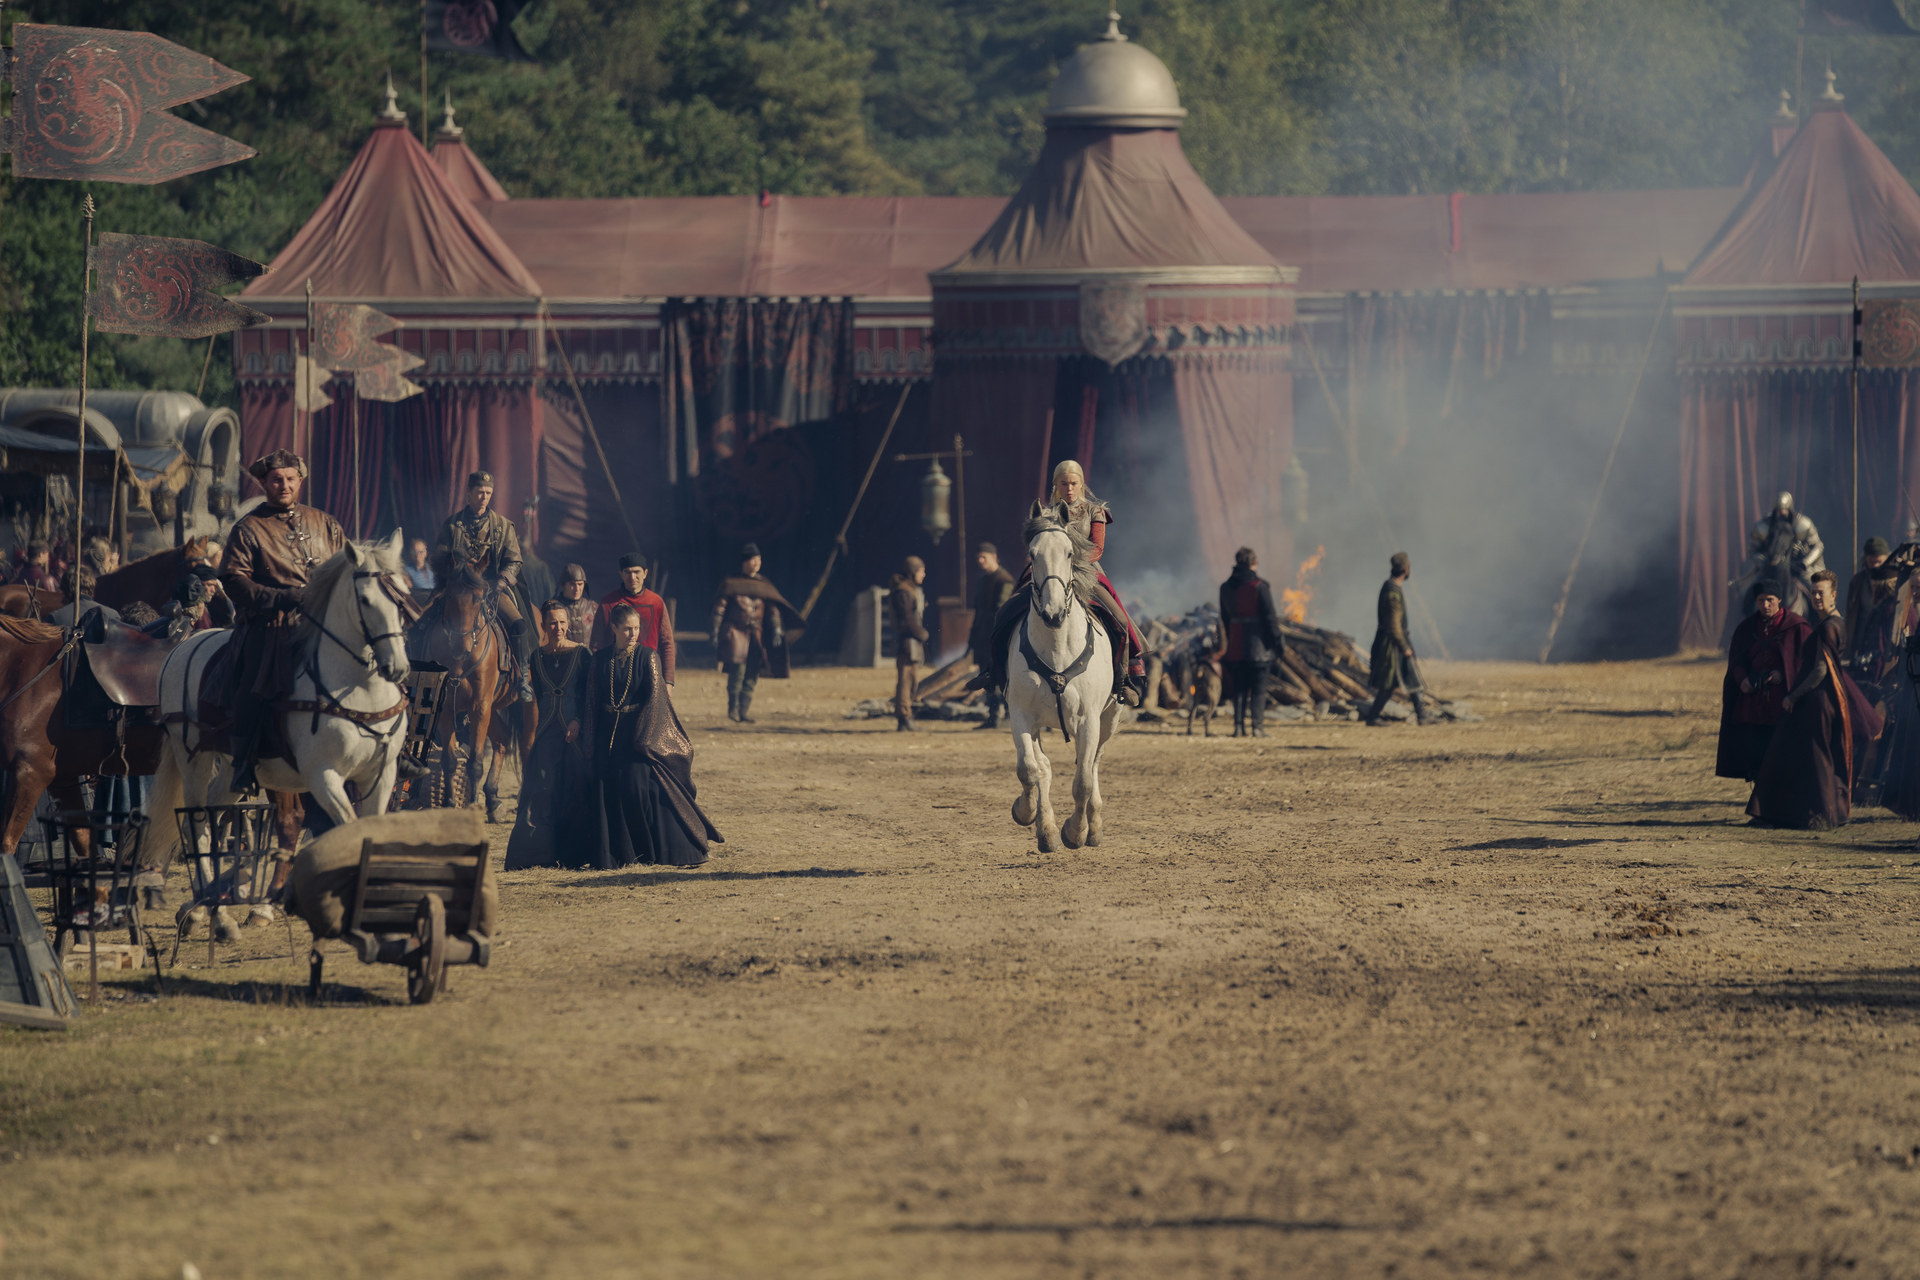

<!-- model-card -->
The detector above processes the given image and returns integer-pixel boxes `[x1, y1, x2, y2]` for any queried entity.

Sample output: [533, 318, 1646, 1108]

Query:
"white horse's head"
[306, 529, 411, 685]
[1025, 501, 1093, 629]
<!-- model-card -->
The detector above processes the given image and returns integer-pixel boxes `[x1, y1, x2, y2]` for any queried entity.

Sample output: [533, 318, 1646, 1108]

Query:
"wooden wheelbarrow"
[285, 810, 496, 1005]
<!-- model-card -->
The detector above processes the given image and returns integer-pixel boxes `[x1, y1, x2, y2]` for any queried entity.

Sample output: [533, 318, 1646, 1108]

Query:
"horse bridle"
[435, 579, 499, 659]
[301, 570, 405, 676]
[1034, 573, 1072, 627]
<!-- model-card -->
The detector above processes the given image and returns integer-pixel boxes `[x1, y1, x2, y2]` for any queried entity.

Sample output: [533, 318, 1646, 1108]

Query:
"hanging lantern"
[920, 457, 952, 544]
[150, 483, 178, 524]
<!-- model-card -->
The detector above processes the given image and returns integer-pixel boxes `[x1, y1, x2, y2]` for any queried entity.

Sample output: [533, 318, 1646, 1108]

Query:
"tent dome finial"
[1819, 64, 1845, 106]
[1777, 88, 1795, 119]
[379, 70, 406, 124]
[1044, 9, 1187, 129]
[438, 89, 463, 139]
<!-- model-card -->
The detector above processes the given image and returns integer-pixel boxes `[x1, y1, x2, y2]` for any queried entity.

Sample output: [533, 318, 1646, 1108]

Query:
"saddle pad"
[193, 639, 239, 732]
[81, 618, 174, 706]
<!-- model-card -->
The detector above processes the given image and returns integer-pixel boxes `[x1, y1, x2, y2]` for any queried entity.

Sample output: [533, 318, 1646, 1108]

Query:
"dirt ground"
[5, 658, 1920, 1279]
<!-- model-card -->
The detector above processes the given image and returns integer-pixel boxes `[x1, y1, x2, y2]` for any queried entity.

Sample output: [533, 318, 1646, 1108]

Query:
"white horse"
[147, 533, 413, 925]
[1006, 502, 1118, 852]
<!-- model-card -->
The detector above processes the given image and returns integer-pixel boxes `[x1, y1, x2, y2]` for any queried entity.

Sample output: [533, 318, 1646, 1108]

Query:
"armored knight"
[1734, 491, 1827, 604]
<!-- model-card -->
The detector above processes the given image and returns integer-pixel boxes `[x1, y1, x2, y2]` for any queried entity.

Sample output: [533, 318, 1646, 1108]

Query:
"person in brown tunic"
[710, 543, 801, 723]
[1715, 584, 1812, 782]
[890, 556, 929, 731]
[220, 450, 347, 793]
[583, 602, 722, 869]
[1747, 570, 1884, 830]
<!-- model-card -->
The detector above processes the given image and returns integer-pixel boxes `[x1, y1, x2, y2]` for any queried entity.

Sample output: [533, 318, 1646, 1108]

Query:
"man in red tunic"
[593, 552, 676, 684]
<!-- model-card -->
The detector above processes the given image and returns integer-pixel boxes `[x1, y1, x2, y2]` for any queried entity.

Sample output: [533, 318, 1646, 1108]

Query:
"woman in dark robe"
[505, 599, 592, 869]
[585, 603, 723, 869]
[1716, 584, 1811, 782]
[1748, 571, 1885, 830]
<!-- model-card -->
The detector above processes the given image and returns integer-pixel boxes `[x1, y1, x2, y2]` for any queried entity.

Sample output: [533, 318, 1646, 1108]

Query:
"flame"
[1279, 545, 1326, 624]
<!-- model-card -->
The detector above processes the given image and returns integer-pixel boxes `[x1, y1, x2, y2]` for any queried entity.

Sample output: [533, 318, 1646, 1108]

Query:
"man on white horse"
[221, 449, 346, 794]
[967, 460, 1149, 707]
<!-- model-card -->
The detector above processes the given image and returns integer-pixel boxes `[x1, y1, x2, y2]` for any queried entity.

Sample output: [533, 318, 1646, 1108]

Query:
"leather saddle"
[80, 609, 175, 708]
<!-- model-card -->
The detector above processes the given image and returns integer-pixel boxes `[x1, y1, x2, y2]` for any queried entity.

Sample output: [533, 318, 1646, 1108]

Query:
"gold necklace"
[607, 647, 637, 749]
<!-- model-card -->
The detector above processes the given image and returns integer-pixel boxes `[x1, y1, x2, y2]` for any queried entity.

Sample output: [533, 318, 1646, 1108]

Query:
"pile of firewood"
[1267, 621, 1374, 708]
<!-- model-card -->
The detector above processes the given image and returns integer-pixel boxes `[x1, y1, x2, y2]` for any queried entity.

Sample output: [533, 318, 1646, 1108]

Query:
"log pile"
[1267, 621, 1374, 709]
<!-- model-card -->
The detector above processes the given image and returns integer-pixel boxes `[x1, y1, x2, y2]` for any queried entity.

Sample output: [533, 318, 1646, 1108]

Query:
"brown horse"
[418, 572, 522, 822]
[94, 537, 219, 613]
[0, 585, 64, 620]
[0, 617, 167, 860]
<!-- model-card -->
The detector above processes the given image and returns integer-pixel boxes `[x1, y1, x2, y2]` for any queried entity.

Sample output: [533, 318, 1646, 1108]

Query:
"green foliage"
[0, 0, 1907, 402]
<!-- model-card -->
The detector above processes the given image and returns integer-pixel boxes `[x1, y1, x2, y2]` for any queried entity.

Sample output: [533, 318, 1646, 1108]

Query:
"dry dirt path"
[5, 659, 1920, 1279]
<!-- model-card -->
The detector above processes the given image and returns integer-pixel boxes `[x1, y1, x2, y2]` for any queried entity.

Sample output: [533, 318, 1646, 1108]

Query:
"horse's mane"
[1024, 507, 1099, 604]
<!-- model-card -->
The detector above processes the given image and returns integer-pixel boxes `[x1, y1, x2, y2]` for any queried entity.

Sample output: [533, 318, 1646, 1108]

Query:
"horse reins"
[1019, 612, 1099, 744]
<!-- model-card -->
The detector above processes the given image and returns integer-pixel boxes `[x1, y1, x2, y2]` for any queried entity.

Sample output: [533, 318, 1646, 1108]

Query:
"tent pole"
[954, 432, 967, 605]
[350, 385, 359, 539]
[1853, 276, 1862, 568]
[1540, 290, 1670, 663]
[799, 381, 911, 622]
[75, 194, 93, 622]
[303, 278, 314, 459]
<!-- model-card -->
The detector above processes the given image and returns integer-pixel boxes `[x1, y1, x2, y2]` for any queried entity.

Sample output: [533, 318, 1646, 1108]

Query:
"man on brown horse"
[220, 449, 347, 794]
[432, 470, 532, 700]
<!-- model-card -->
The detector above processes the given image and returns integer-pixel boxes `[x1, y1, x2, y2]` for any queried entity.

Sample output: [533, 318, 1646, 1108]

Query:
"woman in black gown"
[586, 603, 723, 869]
[505, 599, 592, 869]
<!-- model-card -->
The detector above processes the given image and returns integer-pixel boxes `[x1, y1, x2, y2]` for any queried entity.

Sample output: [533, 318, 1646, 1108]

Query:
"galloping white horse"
[1006, 502, 1118, 852]
[147, 533, 413, 877]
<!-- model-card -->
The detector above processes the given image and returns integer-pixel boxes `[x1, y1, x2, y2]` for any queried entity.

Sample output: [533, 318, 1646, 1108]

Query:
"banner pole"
[75, 193, 94, 621]
[419, 1, 431, 149]
[351, 384, 361, 539]
[1853, 276, 1862, 565]
[304, 278, 315, 459]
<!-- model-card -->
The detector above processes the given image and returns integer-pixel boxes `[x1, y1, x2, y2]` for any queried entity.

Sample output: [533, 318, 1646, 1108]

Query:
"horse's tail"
[142, 745, 187, 874]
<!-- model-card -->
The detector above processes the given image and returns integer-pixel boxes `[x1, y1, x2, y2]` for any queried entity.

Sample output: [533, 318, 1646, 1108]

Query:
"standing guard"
[969, 542, 1015, 729]
[557, 563, 597, 646]
[890, 556, 930, 732]
[433, 470, 532, 698]
[710, 543, 800, 724]
[220, 450, 346, 793]
[1219, 546, 1283, 737]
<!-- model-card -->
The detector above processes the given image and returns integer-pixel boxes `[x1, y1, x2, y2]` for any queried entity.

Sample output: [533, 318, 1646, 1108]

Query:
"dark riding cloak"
[504, 644, 593, 870]
[1746, 613, 1884, 830]
[1716, 607, 1811, 781]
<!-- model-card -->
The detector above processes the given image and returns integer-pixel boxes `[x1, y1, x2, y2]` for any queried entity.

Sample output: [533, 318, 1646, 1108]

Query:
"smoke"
[1294, 293, 1681, 661]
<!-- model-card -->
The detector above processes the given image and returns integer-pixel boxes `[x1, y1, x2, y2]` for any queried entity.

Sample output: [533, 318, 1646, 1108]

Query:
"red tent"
[237, 91, 544, 543]
[1675, 74, 1920, 648]
[430, 100, 509, 206]
[929, 16, 1294, 583]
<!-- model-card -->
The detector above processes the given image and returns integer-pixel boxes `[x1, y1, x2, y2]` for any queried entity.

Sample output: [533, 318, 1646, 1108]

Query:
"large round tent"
[928, 14, 1296, 582]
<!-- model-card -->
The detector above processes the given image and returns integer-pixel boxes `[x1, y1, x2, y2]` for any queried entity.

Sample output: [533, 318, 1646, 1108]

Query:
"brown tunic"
[220, 502, 347, 697]
[889, 575, 929, 665]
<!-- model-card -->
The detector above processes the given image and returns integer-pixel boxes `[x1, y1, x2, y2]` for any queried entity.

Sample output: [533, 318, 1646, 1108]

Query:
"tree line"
[3, 0, 1917, 401]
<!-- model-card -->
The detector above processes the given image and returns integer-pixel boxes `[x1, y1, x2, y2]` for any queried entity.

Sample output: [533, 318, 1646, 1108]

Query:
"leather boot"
[737, 692, 755, 724]
[726, 692, 740, 722]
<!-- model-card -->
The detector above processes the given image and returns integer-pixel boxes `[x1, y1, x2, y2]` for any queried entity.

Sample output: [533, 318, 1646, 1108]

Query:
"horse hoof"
[1062, 825, 1084, 850]
[1011, 798, 1036, 828]
[1038, 826, 1061, 853]
[1086, 831, 1102, 847]
[214, 915, 241, 945]
[245, 906, 276, 928]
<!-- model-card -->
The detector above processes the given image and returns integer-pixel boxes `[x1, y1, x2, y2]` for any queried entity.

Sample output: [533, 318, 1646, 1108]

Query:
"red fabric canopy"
[936, 128, 1282, 276]
[1686, 104, 1920, 287]
[244, 118, 539, 300]
[431, 133, 509, 205]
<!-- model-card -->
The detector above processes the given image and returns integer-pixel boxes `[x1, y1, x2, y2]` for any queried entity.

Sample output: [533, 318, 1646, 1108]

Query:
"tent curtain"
[1341, 292, 1549, 467]
[1679, 367, 1920, 649]
[931, 356, 1059, 576]
[246, 382, 540, 545]
[662, 297, 854, 480]
[1170, 352, 1293, 575]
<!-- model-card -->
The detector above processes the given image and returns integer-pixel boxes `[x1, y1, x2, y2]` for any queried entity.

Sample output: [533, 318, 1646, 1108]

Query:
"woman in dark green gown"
[585, 603, 723, 869]
[504, 600, 592, 869]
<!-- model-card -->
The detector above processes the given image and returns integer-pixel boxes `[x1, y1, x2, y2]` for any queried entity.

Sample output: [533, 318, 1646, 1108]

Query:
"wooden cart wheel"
[406, 894, 447, 1005]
